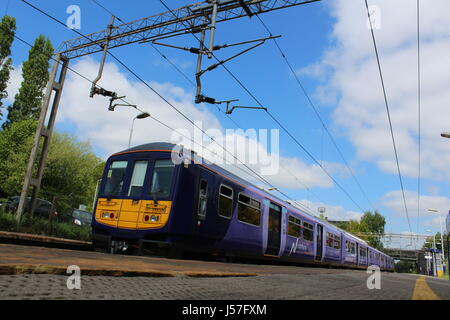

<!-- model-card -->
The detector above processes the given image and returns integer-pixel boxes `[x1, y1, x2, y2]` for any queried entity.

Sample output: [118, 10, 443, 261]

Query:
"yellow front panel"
[117, 218, 139, 229]
[95, 198, 123, 228]
[121, 199, 142, 212]
[137, 200, 172, 230]
[95, 198, 172, 230]
[118, 210, 140, 222]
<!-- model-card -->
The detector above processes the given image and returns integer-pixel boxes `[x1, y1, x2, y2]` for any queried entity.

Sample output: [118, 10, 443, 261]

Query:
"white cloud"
[302, 0, 450, 181]
[57, 57, 222, 157]
[55, 57, 347, 190]
[382, 189, 450, 232]
[294, 199, 363, 221]
[5, 64, 22, 104]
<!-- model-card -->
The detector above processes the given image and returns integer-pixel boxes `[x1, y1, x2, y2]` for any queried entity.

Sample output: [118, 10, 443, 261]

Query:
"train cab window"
[149, 160, 175, 198]
[237, 193, 261, 226]
[302, 222, 314, 241]
[104, 161, 128, 197]
[288, 215, 301, 238]
[334, 235, 341, 249]
[128, 161, 148, 197]
[218, 185, 233, 219]
[197, 180, 208, 218]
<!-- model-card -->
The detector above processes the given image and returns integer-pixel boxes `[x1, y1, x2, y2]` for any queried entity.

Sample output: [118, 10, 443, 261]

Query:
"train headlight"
[102, 212, 114, 219]
[150, 215, 159, 222]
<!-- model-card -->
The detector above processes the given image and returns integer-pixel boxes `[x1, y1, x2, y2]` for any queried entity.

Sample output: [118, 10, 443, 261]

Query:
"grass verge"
[0, 211, 91, 242]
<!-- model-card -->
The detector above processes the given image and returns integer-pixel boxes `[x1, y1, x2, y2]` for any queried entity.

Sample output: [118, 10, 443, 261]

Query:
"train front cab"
[91, 149, 180, 252]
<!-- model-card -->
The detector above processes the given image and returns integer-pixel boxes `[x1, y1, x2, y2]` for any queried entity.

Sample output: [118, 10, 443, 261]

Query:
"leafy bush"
[0, 211, 91, 242]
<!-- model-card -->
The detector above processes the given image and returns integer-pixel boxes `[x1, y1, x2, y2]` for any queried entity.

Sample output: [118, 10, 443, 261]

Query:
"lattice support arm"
[57, 0, 319, 59]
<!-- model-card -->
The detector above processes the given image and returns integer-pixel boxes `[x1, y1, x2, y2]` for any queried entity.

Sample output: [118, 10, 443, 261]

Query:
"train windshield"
[104, 161, 128, 197]
[149, 159, 175, 199]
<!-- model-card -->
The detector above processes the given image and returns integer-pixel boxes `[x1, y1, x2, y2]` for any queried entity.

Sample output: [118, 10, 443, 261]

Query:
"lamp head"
[136, 112, 151, 119]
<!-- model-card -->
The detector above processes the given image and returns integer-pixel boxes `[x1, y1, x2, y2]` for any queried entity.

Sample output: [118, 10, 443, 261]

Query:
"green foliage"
[395, 260, 416, 274]
[0, 119, 105, 214]
[41, 132, 104, 213]
[0, 15, 16, 120]
[0, 119, 37, 195]
[0, 16, 16, 60]
[422, 232, 445, 251]
[331, 210, 386, 251]
[0, 212, 91, 242]
[360, 210, 386, 250]
[3, 35, 53, 129]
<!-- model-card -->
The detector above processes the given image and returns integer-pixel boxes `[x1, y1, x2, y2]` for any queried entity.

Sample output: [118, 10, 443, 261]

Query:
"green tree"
[360, 210, 386, 250]
[0, 119, 37, 195]
[41, 133, 104, 213]
[332, 210, 386, 251]
[0, 16, 16, 121]
[0, 120, 104, 214]
[395, 260, 416, 273]
[422, 232, 444, 252]
[3, 35, 53, 129]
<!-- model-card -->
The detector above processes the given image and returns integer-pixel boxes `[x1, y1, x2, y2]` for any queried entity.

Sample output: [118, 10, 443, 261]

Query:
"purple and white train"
[91, 142, 394, 271]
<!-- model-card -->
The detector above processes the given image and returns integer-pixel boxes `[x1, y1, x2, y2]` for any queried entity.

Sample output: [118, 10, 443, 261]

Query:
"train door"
[265, 202, 282, 256]
[194, 168, 216, 239]
[356, 243, 359, 265]
[315, 224, 323, 261]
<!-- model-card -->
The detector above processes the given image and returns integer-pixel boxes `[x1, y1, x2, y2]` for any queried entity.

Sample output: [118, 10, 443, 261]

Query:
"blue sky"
[2, 0, 450, 247]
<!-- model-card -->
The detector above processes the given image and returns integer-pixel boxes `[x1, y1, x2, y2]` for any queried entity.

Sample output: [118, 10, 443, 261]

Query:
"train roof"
[114, 142, 381, 252]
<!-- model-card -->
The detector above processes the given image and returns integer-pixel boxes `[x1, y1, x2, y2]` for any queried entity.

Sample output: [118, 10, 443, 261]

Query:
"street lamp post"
[426, 229, 437, 276]
[428, 209, 446, 270]
[128, 112, 151, 148]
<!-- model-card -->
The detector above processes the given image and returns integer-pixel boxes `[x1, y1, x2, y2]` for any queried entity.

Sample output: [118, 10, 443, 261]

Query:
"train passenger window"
[360, 247, 367, 257]
[334, 236, 341, 249]
[218, 185, 233, 219]
[302, 222, 313, 241]
[288, 215, 301, 238]
[326, 232, 333, 248]
[149, 160, 175, 198]
[237, 193, 261, 226]
[104, 161, 128, 196]
[346, 240, 356, 255]
[197, 180, 208, 218]
[128, 161, 148, 197]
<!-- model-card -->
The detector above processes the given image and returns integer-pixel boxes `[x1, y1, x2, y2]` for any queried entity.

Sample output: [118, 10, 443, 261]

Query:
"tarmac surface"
[0, 243, 449, 300]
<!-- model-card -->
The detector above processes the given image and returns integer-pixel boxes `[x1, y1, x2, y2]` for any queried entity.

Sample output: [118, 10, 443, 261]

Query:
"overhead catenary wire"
[364, 0, 412, 235]
[254, 13, 376, 213]
[13, 33, 293, 208]
[19, 0, 328, 218]
[152, 38, 325, 203]
[159, 0, 367, 213]
[89, 0, 328, 207]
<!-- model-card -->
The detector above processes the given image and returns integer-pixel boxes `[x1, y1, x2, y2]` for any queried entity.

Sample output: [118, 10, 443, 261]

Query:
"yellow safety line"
[411, 276, 441, 300]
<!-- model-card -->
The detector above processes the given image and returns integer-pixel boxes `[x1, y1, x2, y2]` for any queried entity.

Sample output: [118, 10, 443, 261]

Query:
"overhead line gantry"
[16, 0, 319, 221]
